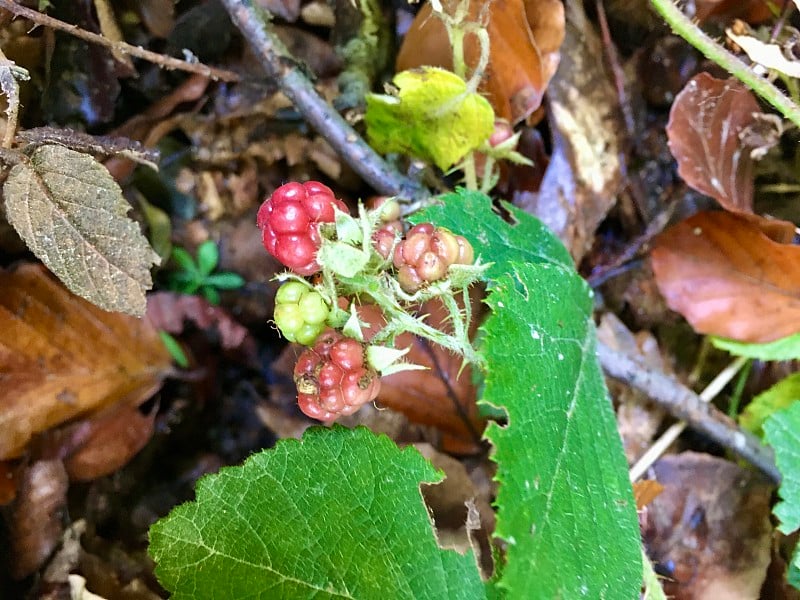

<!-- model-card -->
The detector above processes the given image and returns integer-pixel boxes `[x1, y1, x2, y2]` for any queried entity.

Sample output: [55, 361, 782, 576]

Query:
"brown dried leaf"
[643, 453, 773, 599]
[651, 211, 800, 343]
[136, 0, 176, 38]
[146, 291, 255, 353]
[633, 480, 664, 510]
[0, 264, 172, 460]
[3, 146, 160, 315]
[8, 460, 69, 579]
[514, 0, 622, 261]
[63, 402, 158, 482]
[667, 73, 762, 213]
[695, 0, 771, 23]
[396, 0, 564, 123]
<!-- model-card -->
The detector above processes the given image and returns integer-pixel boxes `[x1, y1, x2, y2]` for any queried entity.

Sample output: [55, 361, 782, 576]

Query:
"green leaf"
[365, 67, 494, 170]
[149, 426, 485, 599]
[203, 272, 246, 289]
[740, 373, 800, 437]
[171, 247, 199, 275]
[159, 331, 189, 368]
[481, 263, 641, 598]
[411, 188, 573, 281]
[789, 559, 800, 590]
[196, 240, 219, 276]
[201, 286, 220, 305]
[318, 240, 370, 278]
[137, 194, 173, 262]
[3, 145, 160, 316]
[712, 333, 800, 361]
[764, 402, 800, 534]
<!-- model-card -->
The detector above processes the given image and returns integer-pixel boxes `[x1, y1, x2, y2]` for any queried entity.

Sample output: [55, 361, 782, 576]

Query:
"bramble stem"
[650, 0, 800, 128]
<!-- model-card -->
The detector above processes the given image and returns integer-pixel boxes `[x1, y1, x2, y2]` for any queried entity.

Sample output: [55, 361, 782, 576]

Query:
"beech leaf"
[0, 264, 171, 460]
[651, 211, 800, 343]
[3, 145, 160, 316]
[666, 73, 761, 213]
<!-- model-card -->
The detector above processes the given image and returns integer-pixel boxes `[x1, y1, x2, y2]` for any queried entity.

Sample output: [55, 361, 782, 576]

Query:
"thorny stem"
[429, 0, 490, 191]
[368, 287, 485, 368]
[649, 0, 800, 128]
[219, 0, 426, 202]
[0, 0, 240, 82]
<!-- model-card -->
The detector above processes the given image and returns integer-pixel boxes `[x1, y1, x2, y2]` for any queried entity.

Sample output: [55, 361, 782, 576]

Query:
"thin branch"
[597, 341, 780, 483]
[649, 0, 800, 128]
[628, 356, 747, 481]
[0, 0, 239, 82]
[219, 0, 426, 202]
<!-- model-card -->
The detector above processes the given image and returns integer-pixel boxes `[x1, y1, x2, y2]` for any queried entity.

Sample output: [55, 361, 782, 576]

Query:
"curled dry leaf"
[104, 73, 210, 182]
[643, 453, 772, 600]
[651, 211, 800, 343]
[3, 145, 161, 316]
[515, 0, 622, 261]
[396, 0, 565, 124]
[8, 460, 69, 579]
[63, 402, 158, 482]
[727, 27, 800, 79]
[146, 291, 255, 354]
[667, 73, 762, 213]
[0, 264, 172, 460]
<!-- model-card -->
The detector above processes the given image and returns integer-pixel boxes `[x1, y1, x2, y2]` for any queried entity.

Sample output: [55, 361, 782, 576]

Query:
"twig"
[219, 0, 426, 202]
[649, 0, 800, 128]
[628, 356, 747, 482]
[597, 341, 780, 483]
[0, 0, 239, 82]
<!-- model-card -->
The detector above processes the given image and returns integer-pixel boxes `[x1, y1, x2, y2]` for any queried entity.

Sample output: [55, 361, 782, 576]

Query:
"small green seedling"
[167, 240, 245, 304]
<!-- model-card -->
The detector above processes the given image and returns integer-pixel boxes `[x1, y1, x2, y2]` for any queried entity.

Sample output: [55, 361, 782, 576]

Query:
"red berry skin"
[298, 393, 335, 421]
[269, 201, 309, 234]
[257, 181, 349, 275]
[292, 328, 380, 421]
[329, 338, 364, 371]
[274, 234, 319, 276]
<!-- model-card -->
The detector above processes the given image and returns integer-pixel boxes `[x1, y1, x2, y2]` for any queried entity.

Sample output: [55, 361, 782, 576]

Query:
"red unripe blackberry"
[293, 329, 381, 421]
[257, 181, 348, 275]
[392, 223, 475, 292]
